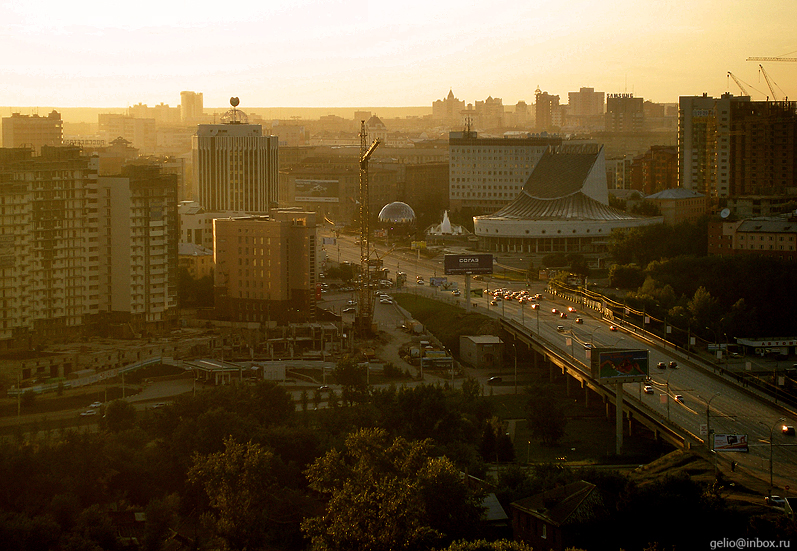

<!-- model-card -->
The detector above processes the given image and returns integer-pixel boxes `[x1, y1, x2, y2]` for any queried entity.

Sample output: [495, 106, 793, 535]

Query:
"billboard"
[590, 348, 649, 382]
[295, 179, 339, 203]
[713, 434, 749, 452]
[444, 254, 494, 275]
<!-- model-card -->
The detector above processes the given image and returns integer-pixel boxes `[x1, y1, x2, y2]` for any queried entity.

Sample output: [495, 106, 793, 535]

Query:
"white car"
[89, 401, 103, 408]
[80, 410, 97, 417]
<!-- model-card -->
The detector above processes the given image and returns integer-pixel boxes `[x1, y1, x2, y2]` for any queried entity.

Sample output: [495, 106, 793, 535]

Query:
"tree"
[103, 399, 136, 433]
[302, 428, 484, 551]
[526, 384, 567, 446]
[188, 437, 292, 551]
[333, 356, 368, 405]
[687, 286, 720, 336]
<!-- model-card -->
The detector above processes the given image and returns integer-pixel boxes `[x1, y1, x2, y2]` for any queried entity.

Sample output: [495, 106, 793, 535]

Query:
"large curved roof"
[485, 192, 641, 221]
[523, 150, 598, 198]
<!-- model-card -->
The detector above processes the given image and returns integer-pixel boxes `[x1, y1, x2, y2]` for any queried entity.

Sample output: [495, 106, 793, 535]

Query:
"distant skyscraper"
[1, 111, 63, 152]
[180, 91, 204, 122]
[432, 90, 466, 127]
[568, 87, 605, 117]
[193, 122, 279, 212]
[605, 94, 644, 133]
[534, 88, 560, 131]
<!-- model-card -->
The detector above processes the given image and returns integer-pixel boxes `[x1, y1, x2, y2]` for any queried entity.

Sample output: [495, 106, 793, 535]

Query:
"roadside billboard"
[295, 179, 339, 203]
[713, 434, 749, 452]
[590, 348, 649, 383]
[444, 254, 494, 275]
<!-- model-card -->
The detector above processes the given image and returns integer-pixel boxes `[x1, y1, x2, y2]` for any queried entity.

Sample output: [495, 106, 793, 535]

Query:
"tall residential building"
[432, 90, 466, 127]
[568, 87, 605, 117]
[180, 91, 204, 122]
[448, 131, 562, 215]
[679, 93, 750, 199]
[535, 88, 560, 131]
[2, 111, 63, 152]
[605, 94, 644, 133]
[212, 209, 318, 324]
[629, 145, 678, 195]
[98, 164, 179, 333]
[0, 146, 99, 348]
[193, 123, 279, 212]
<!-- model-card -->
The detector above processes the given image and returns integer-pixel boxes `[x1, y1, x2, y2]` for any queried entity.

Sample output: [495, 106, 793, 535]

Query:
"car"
[416, 280, 424, 285]
[783, 425, 795, 436]
[342, 307, 356, 314]
[643, 385, 654, 394]
[379, 298, 392, 304]
[765, 495, 786, 508]
[80, 410, 97, 417]
[556, 325, 565, 332]
[152, 403, 166, 409]
[487, 376, 502, 385]
[318, 385, 330, 392]
[657, 362, 667, 369]
[89, 401, 103, 408]
[609, 325, 617, 331]
[347, 299, 357, 305]
[575, 317, 583, 324]
[530, 303, 539, 309]
[674, 394, 684, 404]
[560, 312, 567, 319]
[551, 308, 559, 314]
[669, 361, 678, 369]
[490, 300, 498, 306]
[452, 289, 461, 296]
[568, 307, 576, 312]
[583, 343, 593, 350]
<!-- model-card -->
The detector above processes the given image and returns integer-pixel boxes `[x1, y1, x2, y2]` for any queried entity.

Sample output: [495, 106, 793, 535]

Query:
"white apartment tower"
[193, 123, 279, 213]
[448, 131, 562, 214]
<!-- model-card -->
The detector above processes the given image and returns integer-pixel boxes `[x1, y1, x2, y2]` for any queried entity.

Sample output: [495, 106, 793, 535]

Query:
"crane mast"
[357, 121, 380, 335]
[758, 64, 779, 100]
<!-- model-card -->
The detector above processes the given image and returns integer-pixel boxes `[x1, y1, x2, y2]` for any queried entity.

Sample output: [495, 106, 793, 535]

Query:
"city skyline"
[3, 0, 796, 109]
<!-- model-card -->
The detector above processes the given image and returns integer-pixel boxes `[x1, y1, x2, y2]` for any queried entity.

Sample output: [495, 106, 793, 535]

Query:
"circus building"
[473, 144, 662, 261]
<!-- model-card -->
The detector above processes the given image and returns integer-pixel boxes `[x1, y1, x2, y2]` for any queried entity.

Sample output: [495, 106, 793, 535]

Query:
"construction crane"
[758, 64, 781, 100]
[356, 120, 381, 335]
[727, 72, 766, 98]
[747, 56, 797, 62]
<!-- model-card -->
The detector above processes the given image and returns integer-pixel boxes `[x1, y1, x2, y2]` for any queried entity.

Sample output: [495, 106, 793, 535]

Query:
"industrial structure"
[356, 121, 381, 335]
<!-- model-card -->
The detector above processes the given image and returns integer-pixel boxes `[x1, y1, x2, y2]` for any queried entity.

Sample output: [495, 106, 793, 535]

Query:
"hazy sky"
[2, 0, 796, 109]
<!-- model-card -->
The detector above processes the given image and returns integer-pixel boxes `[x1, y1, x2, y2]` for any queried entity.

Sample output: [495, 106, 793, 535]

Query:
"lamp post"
[705, 393, 720, 450]
[767, 417, 785, 493]
[513, 343, 518, 395]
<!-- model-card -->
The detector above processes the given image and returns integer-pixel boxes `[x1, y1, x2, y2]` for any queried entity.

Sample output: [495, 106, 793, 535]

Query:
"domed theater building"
[473, 144, 661, 262]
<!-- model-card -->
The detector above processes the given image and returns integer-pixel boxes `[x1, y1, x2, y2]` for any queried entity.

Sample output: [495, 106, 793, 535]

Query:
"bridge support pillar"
[615, 382, 624, 455]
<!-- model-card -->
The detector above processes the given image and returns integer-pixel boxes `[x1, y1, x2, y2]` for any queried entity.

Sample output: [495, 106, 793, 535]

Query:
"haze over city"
[3, 0, 796, 109]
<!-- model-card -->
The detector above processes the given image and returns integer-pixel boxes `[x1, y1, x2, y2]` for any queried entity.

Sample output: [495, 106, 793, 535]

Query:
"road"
[328, 232, 797, 493]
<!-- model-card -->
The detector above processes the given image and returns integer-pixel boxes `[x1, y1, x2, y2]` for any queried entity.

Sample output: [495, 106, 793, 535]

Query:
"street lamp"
[705, 393, 720, 450]
[766, 417, 785, 493]
[512, 343, 518, 395]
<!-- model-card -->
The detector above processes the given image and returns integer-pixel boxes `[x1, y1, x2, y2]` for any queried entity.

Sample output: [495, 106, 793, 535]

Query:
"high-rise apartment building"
[448, 131, 562, 215]
[180, 91, 204, 122]
[2, 111, 63, 152]
[193, 123, 279, 212]
[432, 90, 466, 127]
[0, 146, 99, 348]
[212, 209, 318, 324]
[679, 93, 749, 199]
[98, 164, 179, 334]
[535, 88, 560, 131]
[568, 87, 605, 117]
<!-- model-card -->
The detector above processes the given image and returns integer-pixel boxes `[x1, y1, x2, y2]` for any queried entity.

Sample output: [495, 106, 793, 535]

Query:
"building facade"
[98, 114, 157, 155]
[448, 132, 562, 215]
[193, 123, 279, 213]
[605, 94, 644, 133]
[180, 91, 204, 122]
[708, 215, 797, 260]
[432, 90, 466, 127]
[2, 111, 63, 152]
[629, 145, 678, 195]
[213, 209, 319, 324]
[645, 188, 707, 225]
[568, 87, 605, 117]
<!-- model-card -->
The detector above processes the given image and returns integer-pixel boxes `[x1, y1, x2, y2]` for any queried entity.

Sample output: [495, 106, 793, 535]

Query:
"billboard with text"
[444, 254, 494, 275]
[295, 179, 339, 203]
[713, 434, 749, 452]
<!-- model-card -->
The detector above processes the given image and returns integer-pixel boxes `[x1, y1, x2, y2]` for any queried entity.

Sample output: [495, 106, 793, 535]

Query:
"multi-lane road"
[328, 233, 797, 493]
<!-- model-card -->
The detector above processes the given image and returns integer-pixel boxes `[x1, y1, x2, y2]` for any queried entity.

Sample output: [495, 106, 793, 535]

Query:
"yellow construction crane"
[357, 121, 381, 335]
[727, 72, 766, 98]
[758, 64, 781, 100]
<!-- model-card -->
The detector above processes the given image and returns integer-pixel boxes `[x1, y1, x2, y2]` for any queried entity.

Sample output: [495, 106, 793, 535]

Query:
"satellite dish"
[720, 208, 731, 219]
[230, 97, 240, 107]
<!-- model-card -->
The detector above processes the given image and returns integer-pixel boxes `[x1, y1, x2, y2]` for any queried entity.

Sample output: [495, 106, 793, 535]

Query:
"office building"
[568, 87, 605, 117]
[212, 209, 319, 324]
[605, 94, 644, 133]
[448, 131, 562, 215]
[2, 111, 63, 152]
[193, 123, 279, 213]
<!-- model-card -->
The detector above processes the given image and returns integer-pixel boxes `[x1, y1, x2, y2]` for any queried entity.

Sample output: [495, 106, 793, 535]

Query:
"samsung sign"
[444, 254, 494, 275]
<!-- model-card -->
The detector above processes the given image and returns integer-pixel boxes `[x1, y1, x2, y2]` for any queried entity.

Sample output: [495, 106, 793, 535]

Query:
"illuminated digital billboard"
[590, 348, 649, 383]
